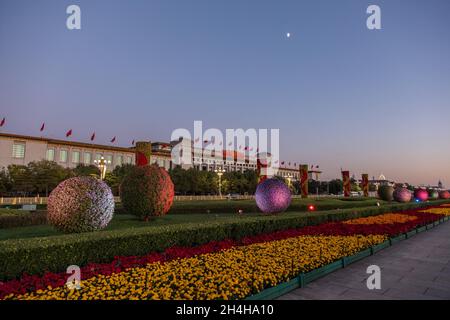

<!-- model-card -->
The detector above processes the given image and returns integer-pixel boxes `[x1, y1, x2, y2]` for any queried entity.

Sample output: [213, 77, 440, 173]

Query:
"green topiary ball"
[120, 164, 174, 220]
[377, 185, 394, 201]
[428, 189, 439, 200]
[48, 176, 115, 233]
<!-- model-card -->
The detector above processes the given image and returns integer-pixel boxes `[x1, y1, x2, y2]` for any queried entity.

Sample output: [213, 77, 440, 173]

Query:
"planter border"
[245, 218, 447, 300]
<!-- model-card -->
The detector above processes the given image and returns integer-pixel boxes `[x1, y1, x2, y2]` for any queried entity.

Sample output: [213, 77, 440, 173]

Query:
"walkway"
[278, 221, 450, 300]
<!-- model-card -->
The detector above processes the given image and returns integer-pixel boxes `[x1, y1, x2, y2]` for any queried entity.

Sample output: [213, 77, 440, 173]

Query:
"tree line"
[0, 160, 134, 197]
[0, 160, 378, 197]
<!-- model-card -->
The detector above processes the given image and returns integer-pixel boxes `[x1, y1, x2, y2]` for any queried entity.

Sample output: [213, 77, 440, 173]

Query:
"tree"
[328, 179, 343, 195]
[7, 164, 34, 195]
[0, 167, 11, 194]
[72, 164, 100, 177]
[28, 160, 70, 196]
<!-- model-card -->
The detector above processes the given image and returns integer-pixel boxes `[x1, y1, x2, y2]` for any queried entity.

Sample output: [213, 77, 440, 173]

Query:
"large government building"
[0, 132, 302, 180]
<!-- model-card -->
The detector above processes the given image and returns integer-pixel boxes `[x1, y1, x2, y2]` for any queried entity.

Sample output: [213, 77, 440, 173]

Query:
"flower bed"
[418, 207, 450, 216]
[0, 204, 447, 300]
[4, 235, 386, 300]
[342, 213, 417, 225]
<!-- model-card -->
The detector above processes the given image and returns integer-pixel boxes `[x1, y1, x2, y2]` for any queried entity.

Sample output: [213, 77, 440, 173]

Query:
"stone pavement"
[278, 221, 450, 300]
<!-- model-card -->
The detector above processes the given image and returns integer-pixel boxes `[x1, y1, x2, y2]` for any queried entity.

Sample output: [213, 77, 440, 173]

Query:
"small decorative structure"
[393, 187, 412, 203]
[47, 176, 114, 233]
[255, 178, 292, 214]
[377, 185, 394, 201]
[414, 188, 429, 202]
[120, 164, 174, 220]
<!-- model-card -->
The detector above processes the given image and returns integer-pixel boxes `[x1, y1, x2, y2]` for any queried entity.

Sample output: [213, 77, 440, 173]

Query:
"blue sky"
[1, 0, 450, 185]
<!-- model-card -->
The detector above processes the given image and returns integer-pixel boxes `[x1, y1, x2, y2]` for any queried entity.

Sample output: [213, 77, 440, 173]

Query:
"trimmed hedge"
[165, 198, 387, 215]
[0, 211, 47, 229]
[0, 200, 447, 281]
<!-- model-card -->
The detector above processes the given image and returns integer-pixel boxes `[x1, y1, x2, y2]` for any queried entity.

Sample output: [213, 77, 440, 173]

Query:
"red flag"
[90, 132, 96, 141]
[66, 129, 72, 137]
[0, 117, 5, 127]
[110, 136, 116, 143]
[40, 122, 45, 132]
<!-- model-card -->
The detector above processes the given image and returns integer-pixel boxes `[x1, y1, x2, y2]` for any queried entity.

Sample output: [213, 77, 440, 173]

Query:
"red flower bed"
[0, 208, 443, 299]
[241, 211, 441, 244]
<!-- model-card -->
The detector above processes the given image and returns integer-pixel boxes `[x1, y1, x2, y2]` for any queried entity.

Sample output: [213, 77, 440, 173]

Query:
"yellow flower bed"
[4, 234, 386, 300]
[418, 207, 450, 216]
[343, 213, 417, 225]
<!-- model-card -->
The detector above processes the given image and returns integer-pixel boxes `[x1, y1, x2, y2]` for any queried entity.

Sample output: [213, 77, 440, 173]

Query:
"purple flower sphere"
[48, 176, 114, 233]
[393, 188, 412, 203]
[255, 178, 292, 214]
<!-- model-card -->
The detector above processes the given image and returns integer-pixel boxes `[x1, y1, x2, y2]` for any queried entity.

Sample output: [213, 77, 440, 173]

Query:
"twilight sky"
[1, 0, 450, 185]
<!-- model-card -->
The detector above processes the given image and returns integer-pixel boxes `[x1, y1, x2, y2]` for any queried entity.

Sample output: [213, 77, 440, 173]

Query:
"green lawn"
[0, 197, 443, 241]
[167, 197, 387, 214]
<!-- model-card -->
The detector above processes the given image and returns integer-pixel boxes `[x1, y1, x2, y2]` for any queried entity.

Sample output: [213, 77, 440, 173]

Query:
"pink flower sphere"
[393, 188, 412, 203]
[48, 176, 114, 233]
[414, 189, 429, 202]
[439, 190, 450, 199]
[255, 178, 292, 214]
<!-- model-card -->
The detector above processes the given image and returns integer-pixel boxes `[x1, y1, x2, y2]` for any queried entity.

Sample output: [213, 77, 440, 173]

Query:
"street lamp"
[286, 174, 292, 187]
[94, 156, 111, 180]
[215, 167, 226, 198]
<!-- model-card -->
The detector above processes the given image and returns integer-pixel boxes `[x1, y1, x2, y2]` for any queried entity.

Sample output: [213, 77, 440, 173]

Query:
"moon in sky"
[286, 32, 291, 38]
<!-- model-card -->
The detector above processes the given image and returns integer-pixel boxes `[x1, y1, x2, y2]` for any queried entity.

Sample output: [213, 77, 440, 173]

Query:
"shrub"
[377, 185, 394, 201]
[47, 176, 114, 233]
[0, 210, 47, 229]
[0, 199, 446, 281]
[120, 165, 174, 220]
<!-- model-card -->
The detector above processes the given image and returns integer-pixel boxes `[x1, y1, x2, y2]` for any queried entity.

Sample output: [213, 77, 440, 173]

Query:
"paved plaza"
[278, 221, 450, 300]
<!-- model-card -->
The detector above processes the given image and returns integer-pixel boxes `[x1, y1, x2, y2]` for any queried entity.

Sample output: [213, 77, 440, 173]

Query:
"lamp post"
[286, 174, 292, 187]
[215, 168, 226, 198]
[94, 156, 111, 180]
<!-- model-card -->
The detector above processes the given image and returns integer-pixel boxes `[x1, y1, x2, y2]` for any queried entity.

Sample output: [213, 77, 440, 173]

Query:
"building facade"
[0, 132, 301, 180]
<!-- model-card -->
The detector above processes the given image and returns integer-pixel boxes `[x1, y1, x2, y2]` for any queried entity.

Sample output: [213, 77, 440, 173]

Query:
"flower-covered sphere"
[120, 164, 174, 219]
[255, 178, 292, 214]
[439, 190, 450, 200]
[428, 189, 439, 200]
[414, 189, 429, 202]
[393, 187, 412, 203]
[48, 176, 114, 233]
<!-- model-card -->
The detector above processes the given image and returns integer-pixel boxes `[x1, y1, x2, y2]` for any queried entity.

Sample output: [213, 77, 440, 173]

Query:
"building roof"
[0, 132, 136, 154]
